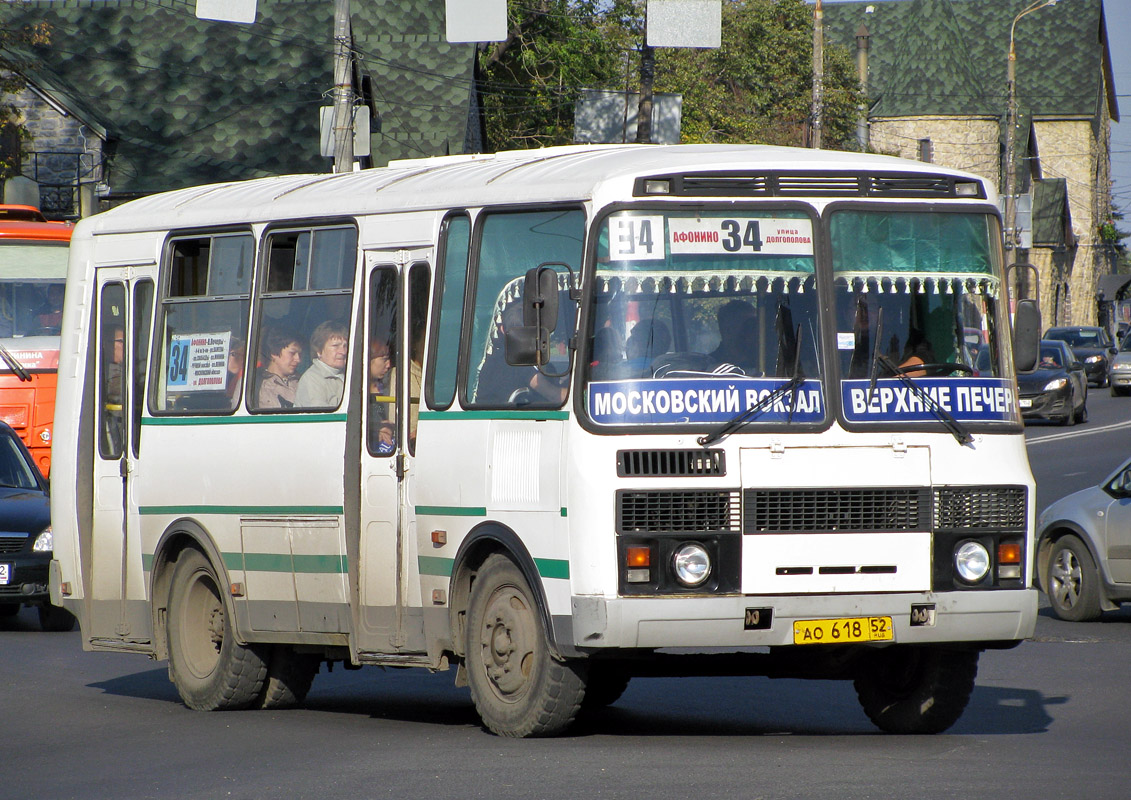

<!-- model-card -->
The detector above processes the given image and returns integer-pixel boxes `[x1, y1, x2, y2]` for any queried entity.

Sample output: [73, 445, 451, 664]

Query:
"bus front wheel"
[853, 646, 979, 734]
[465, 554, 586, 737]
[167, 548, 267, 711]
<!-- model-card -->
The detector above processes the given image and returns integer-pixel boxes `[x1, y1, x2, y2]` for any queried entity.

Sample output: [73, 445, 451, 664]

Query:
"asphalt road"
[3, 393, 1130, 800]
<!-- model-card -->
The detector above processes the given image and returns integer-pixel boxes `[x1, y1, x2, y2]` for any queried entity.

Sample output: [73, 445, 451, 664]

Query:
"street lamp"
[1003, 0, 1057, 251]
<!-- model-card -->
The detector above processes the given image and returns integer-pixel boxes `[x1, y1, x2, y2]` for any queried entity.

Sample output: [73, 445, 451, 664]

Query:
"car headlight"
[1113, 362, 1131, 371]
[1042, 377, 1067, 391]
[1086, 354, 1104, 363]
[954, 541, 990, 583]
[672, 542, 711, 587]
[32, 526, 53, 553]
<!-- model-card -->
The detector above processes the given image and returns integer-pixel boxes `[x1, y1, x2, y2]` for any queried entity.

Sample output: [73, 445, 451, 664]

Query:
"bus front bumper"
[566, 589, 1038, 651]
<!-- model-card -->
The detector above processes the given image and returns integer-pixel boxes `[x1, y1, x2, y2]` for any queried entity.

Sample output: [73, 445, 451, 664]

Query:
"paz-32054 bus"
[49, 144, 1040, 737]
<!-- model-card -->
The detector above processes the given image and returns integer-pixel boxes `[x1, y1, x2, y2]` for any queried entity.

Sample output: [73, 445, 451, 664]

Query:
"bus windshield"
[0, 242, 69, 339]
[829, 209, 1018, 426]
[584, 208, 824, 428]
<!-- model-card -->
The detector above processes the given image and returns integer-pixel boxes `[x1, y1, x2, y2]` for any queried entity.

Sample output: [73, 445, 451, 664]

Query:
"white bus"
[49, 144, 1041, 737]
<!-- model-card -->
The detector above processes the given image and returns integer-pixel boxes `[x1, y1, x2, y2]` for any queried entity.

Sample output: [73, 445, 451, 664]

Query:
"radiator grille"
[933, 486, 1026, 530]
[617, 449, 725, 477]
[0, 534, 28, 554]
[618, 490, 741, 533]
[743, 488, 930, 533]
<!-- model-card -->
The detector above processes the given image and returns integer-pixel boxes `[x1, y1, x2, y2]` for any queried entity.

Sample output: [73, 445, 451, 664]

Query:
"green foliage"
[478, 0, 862, 152]
[0, 15, 52, 178]
[655, 0, 860, 148]
[478, 1, 634, 150]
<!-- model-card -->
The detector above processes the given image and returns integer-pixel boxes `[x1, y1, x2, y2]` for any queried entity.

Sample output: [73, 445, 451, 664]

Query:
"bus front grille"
[617, 490, 741, 533]
[933, 486, 1026, 531]
[616, 449, 726, 477]
[743, 488, 930, 533]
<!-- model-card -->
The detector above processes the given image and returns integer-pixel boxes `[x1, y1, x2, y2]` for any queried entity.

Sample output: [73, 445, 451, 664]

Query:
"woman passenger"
[257, 329, 303, 409]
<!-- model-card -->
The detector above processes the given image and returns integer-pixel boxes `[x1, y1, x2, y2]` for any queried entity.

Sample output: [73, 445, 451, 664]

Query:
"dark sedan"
[1044, 325, 1117, 387]
[0, 421, 73, 631]
[1017, 340, 1088, 425]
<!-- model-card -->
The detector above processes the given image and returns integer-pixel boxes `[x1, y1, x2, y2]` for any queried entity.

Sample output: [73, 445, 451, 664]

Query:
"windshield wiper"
[863, 309, 972, 446]
[875, 351, 974, 446]
[698, 326, 805, 447]
[0, 342, 31, 382]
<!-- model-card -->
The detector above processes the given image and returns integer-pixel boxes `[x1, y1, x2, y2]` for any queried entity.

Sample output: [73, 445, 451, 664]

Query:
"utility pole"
[811, 0, 824, 149]
[635, 40, 655, 144]
[331, 0, 354, 173]
[1004, 0, 1058, 251]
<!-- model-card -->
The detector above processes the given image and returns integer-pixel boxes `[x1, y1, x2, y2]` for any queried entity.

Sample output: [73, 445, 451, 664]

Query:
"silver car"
[1036, 458, 1131, 620]
[1107, 333, 1131, 396]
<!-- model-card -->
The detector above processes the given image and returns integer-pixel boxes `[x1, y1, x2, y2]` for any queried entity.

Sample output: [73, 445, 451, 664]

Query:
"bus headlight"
[672, 542, 711, 587]
[954, 541, 990, 583]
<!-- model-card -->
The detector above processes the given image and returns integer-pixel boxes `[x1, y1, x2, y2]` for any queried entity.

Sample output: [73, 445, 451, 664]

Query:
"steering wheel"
[893, 362, 974, 377]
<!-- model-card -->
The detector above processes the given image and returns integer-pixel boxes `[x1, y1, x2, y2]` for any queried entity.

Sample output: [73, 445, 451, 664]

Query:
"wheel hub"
[480, 589, 535, 700]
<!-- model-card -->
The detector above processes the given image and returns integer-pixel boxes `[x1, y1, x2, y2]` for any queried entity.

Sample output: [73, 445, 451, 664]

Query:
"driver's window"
[463, 208, 583, 408]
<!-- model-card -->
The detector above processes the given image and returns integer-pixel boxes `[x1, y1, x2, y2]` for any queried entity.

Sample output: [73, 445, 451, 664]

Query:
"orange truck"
[0, 204, 72, 477]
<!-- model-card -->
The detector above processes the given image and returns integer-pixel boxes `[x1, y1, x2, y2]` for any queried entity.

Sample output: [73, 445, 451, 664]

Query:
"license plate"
[793, 616, 893, 645]
[1019, 398, 1033, 408]
[0, 563, 9, 585]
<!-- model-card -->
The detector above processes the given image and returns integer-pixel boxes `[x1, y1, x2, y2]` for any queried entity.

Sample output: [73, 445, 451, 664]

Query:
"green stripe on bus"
[415, 505, 488, 517]
[143, 552, 348, 574]
[139, 505, 344, 516]
[418, 555, 569, 580]
[142, 413, 347, 426]
[418, 410, 569, 421]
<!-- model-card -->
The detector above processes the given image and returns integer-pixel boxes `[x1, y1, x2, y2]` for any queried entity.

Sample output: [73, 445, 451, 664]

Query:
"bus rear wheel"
[465, 554, 586, 737]
[853, 646, 979, 734]
[256, 646, 320, 709]
[167, 548, 267, 711]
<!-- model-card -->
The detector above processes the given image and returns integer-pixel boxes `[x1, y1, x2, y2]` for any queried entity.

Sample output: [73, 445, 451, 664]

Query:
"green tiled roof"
[823, 0, 1117, 123]
[2, 0, 479, 194]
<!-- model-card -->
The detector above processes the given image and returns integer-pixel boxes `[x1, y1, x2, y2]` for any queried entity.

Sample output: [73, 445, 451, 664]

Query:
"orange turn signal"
[998, 542, 1022, 565]
[626, 546, 651, 568]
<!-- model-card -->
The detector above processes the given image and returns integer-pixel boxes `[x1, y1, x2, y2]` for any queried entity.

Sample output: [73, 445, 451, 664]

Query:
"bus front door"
[88, 270, 154, 643]
[356, 257, 430, 656]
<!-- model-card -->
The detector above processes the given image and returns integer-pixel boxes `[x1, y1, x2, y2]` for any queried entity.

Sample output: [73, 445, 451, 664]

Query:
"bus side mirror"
[504, 265, 560, 367]
[1013, 299, 1041, 373]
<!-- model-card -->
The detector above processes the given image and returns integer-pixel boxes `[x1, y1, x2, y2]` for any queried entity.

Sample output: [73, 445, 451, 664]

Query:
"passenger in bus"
[588, 325, 625, 380]
[408, 325, 424, 447]
[257, 329, 303, 409]
[368, 336, 395, 453]
[103, 326, 125, 452]
[623, 320, 671, 376]
[225, 336, 246, 403]
[295, 320, 348, 408]
[34, 284, 65, 333]
[709, 299, 757, 372]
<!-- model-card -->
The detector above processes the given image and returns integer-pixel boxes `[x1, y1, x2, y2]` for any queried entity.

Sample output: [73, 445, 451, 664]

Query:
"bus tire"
[167, 548, 267, 711]
[581, 664, 630, 710]
[853, 646, 978, 734]
[256, 646, 320, 709]
[465, 553, 586, 737]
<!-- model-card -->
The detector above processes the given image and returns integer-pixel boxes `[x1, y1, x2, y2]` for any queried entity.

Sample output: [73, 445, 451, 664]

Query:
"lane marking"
[1026, 418, 1131, 445]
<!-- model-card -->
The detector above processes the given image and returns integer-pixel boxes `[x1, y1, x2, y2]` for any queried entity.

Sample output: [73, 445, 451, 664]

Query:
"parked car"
[1037, 457, 1131, 621]
[1043, 325, 1117, 387]
[1016, 340, 1088, 425]
[0, 421, 73, 631]
[1107, 331, 1131, 396]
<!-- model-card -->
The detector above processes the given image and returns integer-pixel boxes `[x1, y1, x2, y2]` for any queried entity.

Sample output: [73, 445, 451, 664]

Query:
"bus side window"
[131, 280, 154, 457]
[154, 234, 253, 415]
[98, 283, 126, 459]
[464, 208, 584, 408]
[250, 226, 356, 413]
[367, 267, 398, 456]
[428, 214, 469, 411]
[406, 263, 430, 454]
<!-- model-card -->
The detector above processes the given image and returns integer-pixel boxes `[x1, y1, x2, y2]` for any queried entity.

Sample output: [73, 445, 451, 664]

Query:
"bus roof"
[0, 204, 73, 242]
[78, 144, 994, 236]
